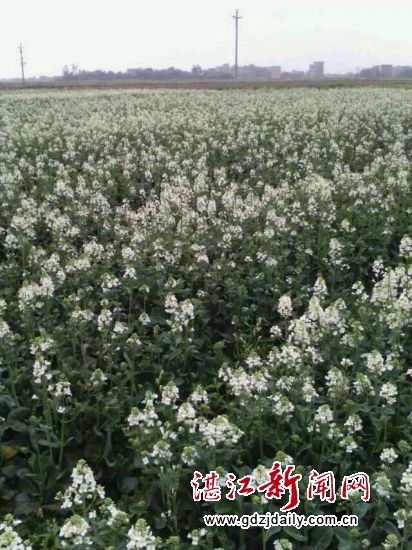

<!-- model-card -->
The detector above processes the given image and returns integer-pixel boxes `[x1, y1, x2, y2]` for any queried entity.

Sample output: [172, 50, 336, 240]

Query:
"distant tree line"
[60, 64, 233, 81]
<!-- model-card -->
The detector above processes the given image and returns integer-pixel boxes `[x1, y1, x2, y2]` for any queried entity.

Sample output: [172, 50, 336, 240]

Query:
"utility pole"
[232, 9, 242, 81]
[18, 43, 25, 85]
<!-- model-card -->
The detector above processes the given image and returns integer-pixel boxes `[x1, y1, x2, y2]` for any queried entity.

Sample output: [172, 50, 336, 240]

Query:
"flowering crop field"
[0, 88, 412, 549]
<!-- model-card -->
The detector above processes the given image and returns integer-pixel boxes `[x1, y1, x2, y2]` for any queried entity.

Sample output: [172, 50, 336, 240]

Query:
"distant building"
[308, 61, 324, 78]
[370, 66, 381, 78]
[359, 65, 397, 79]
[393, 66, 412, 78]
[215, 64, 231, 73]
[282, 70, 306, 80]
[267, 66, 281, 79]
[237, 65, 271, 80]
[380, 64, 393, 78]
[201, 64, 233, 79]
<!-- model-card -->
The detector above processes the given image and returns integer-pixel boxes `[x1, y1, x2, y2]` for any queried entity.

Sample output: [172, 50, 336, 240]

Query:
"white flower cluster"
[5, 85, 412, 549]
[380, 448, 398, 464]
[218, 365, 269, 398]
[58, 459, 105, 509]
[278, 294, 293, 318]
[198, 415, 243, 447]
[164, 293, 195, 333]
[127, 519, 156, 550]
[97, 308, 113, 331]
[127, 392, 160, 431]
[0, 516, 32, 550]
[310, 405, 334, 433]
[399, 234, 412, 258]
[399, 461, 412, 496]
[379, 382, 397, 406]
[394, 508, 412, 530]
[0, 320, 10, 339]
[373, 471, 392, 499]
[59, 515, 91, 548]
[274, 539, 293, 550]
[176, 402, 197, 429]
[160, 382, 180, 408]
[188, 528, 207, 547]
[364, 351, 393, 375]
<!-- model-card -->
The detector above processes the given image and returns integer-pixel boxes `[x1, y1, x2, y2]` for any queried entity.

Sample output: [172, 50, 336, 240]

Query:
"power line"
[232, 9, 242, 81]
[18, 43, 26, 85]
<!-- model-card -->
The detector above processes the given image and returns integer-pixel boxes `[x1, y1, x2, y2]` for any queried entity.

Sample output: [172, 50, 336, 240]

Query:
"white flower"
[278, 294, 293, 318]
[328, 238, 344, 267]
[58, 459, 105, 509]
[379, 383, 397, 405]
[164, 293, 178, 314]
[325, 367, 349, 397]
[274, 539, 293, 550]
[399, 461, 412, 496]
[176, 402, 197, 426]
[218, 365, 268, 397]
[32, 356, 51, 384]
[302, 379, 318, 403]
[189, 385, 208, 405]
[0, 517, 32, 550]
[122, 246, 136, 261]
[127, 519, 156, 549]
[270, 325, 282, 338]
[272, 394, 294, 418]
[344, 415, 362, 432]
[139, 312, 151, 325]
[314, 405, 333, 426]
[245, 354, 263, 368]
[160, 382, 180, 408]
[313, 276, 328, 299]
[71, 309, 94, 323]
[39, 276, 54, 297]
[59, 515, 91, 547]
[90, 369, 107, 386]
[188, 528, 207, 547]
[364, 350, 387, 375]
[181, 445, 199, 466]
[113, 321, 128, 334]
[198, 415, 243, 447]
[144, 439, 173, 465]
[128, 396, 159, 430]
[106, 502, 128, 526]
[165, 295, 195, 332]
[124, 266, 137, 279]
[97, 308, 112, 331]
[373, 472, 392, 498]
[380, 448, 398, 464]
[252, 465, 268, 485]
[18, 283, 41, 310]
[399, 235, 412, 258]
[0, 320, 10, 339]
[372, 258, 385, 278]
[394, 508, 412, 530]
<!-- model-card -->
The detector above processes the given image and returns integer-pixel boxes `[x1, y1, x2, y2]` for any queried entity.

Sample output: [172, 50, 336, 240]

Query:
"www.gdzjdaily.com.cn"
[202, 511, 358, 530]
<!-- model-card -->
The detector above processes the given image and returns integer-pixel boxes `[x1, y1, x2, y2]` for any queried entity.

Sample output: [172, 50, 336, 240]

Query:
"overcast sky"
[1, 0, 412, 78]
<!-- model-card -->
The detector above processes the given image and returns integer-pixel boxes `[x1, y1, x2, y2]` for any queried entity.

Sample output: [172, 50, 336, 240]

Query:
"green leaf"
[312, 526, 334, 550]
[282, 526, 307, 541]
[14, 493, 38, 515]
[118, 476, 138, 494]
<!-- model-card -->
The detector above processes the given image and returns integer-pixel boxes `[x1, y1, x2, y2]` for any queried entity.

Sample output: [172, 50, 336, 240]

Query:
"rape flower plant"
[0, 87, 411, 548]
